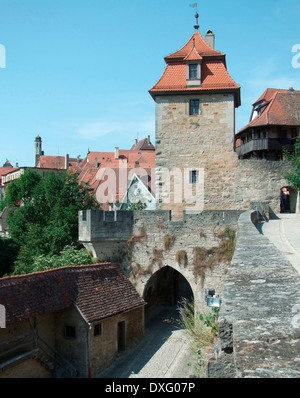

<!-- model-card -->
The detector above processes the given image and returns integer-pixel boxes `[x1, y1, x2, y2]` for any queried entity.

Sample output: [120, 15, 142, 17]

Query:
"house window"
[189, 100, 199, 115]
[190, 170, 199, 184]
[82, 210, 86, 221]
[64, 325, 76, 340]
[189, 64, 198, 79]
[94, 323, 102, 337]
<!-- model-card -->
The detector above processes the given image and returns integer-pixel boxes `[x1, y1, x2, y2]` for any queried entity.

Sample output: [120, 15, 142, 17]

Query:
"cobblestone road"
[96, 306, 197, 379]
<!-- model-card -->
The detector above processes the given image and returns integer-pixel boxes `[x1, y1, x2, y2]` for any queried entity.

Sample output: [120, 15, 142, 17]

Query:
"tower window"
[190, 170, 199, 184]
[189, 64, 198, 79]
[189, 100, 199, 115]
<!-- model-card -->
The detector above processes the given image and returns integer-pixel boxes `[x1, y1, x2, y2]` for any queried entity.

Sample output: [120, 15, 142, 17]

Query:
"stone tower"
[149, 19, 241, 218]
[34, 135, 43, 166]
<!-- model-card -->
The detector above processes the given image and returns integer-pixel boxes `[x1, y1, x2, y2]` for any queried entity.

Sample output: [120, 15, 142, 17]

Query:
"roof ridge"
[0, 262, 116, 283]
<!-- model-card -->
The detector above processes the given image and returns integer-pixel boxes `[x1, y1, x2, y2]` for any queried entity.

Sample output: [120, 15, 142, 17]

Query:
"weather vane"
[189, 3, 199, 31]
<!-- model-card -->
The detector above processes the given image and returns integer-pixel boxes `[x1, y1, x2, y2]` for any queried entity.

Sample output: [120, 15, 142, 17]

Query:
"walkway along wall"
[208, 208, 300, 378]
[79, 209, 243, 315]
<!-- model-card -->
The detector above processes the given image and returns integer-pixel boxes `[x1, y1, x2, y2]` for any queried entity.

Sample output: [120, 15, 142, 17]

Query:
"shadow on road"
[97, 305, 183, 378]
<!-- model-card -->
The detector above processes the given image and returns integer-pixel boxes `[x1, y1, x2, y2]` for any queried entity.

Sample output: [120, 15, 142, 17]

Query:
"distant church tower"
[149, 11, 241, 218]
[34, 135, 43, 166]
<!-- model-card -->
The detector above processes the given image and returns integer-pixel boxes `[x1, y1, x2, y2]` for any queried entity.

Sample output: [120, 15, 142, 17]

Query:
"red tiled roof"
[164, 31, 223, 60]
[130, 137, 155, 151]
[184, 46, 203, 62]
[236, 88, 300, 135]
[75, 148, 155, 207]
[0, 167, 18, 187]
[150, 60, 239, 92]
[0, 263, 145, 325]
[36, 155, 78, 170]
[149, 31, 240, 106]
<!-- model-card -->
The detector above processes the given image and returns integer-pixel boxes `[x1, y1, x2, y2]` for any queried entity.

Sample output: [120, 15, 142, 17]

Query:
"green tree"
[284, 136, 300, 190]
[11, 245, 95, 275]
[1, 169, 99, 273]
[0, 236, 19, 276]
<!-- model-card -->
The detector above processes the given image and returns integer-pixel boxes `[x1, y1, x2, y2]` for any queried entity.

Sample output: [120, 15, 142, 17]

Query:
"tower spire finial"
[189, 3, 199, 31]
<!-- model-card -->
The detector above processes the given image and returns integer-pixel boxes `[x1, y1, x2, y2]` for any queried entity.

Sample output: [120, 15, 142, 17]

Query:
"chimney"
[115, 147, 119, 159]
[94, 157, 98, 168]
[147, 135, 150, 143]
[205, 30, 215, 49]
[135, 138, 138, 145]
[65, 154, 69, 170]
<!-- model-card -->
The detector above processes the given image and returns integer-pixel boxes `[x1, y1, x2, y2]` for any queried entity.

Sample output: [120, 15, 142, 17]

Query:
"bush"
[10, 245, 95, 275]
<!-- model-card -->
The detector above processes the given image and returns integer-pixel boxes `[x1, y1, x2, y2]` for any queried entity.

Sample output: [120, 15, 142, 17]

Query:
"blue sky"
[0, 0, 299, 167]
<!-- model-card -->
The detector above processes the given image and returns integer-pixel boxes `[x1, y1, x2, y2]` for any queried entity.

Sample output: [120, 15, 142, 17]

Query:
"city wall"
[208, 209, 300, 378]
[79, 209, 243, 314]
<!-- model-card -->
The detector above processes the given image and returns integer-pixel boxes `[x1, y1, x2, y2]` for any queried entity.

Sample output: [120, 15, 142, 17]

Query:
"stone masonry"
[208, 209, 300, 377]
[79, 209, 243, 315]
[154, 93, 293, 218]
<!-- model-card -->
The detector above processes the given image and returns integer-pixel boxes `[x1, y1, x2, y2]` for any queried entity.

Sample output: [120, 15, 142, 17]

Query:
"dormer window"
[189, 64, 198, 79]
[186, 61, 201, 87]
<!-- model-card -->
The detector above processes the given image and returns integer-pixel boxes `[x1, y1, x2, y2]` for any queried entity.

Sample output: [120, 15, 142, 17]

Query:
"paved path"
[96, 306, 196, 379]
[259, 213, 300, 275]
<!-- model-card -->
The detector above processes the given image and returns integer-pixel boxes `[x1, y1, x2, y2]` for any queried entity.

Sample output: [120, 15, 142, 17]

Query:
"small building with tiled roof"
[0, 263, 145, 378]
[235, 87, 300, 160]
[75, 140, 155, 210]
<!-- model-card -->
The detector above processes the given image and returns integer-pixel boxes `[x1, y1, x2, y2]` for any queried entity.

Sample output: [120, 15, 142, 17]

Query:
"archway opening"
[280, 186, 298, 213]
[143, 266, 194, 320]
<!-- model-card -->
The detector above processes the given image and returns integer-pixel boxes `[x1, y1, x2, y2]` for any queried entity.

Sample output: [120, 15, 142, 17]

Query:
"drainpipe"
[87, 322, 92, 378]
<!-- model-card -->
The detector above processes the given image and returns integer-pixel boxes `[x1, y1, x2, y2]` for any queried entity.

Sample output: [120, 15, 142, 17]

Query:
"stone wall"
[208, 210, 300, 378]
[79, 209, 243, 314]
[154, 94, 294, 217]
[90, 307, 144, 376]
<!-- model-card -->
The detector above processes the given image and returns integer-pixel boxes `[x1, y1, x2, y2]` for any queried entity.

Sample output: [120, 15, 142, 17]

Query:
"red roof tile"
[149, 31, 240, 106]
[0, 263, 145, 325]
[237, 88, 300, 134]
[36, 155, 78, 170]
[75, 148, 155, 205]
[164, 31, 223, 60]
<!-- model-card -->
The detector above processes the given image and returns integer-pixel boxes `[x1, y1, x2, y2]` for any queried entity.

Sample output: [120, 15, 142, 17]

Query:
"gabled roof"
[236, 88, 300, 135]
[149, 31, 240, 107]
[75, 147, 155, 209]
[130, 137, 155, 151]
[183, 46, 203, 62]
[0, 263, 145, 325]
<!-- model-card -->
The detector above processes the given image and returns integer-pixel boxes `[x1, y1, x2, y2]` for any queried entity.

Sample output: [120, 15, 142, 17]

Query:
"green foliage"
[199, 307, 220, 335]
[0, 169, 99, 274]
[125, 200, 147, 210]
[177, 299, 217, 348]
[177, 299, 219, 377]
[176, 250, 188, 266]
[284, 136, 300, 190]
[163, 234, 176, 250]
[10, 245, 95, 275]
[0, 236, 19, 277]
[193, 228, 236, 277]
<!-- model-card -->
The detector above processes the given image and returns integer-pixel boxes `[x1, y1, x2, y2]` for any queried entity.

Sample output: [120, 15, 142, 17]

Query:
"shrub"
[176, 250, 188, 266]
[163, 234, 176, 250]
